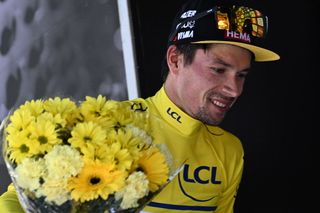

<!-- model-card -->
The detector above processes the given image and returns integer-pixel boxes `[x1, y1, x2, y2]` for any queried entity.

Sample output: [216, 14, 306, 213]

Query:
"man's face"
[166, 44, 252, 125]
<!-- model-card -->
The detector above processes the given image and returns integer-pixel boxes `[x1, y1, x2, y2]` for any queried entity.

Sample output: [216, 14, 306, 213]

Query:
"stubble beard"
[195, 106, 225, 126]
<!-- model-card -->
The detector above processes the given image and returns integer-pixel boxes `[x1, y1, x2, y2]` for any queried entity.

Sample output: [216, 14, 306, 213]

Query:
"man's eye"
[237, 72, 249, 78]
[211, 68, 225, 73]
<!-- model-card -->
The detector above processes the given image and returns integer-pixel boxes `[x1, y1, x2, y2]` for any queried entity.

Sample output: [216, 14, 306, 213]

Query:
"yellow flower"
[68, 122, 106, 155]
[79, 95, 116, 128]
[110, 102, 134, 131]
[67, 160, 126, 202]
[37, 112, 66, 128]
[7, 132, 40, 164]
[28, 119, 61, 154]
[137, 146, 169, 192]
[19, 99, 44, 117]
[108, 129, 145, 161]
[43, 97, 77, 119]
[6, 109, 34, 135]
[99, 142, 133, 171]
[43, 97, 79, 128]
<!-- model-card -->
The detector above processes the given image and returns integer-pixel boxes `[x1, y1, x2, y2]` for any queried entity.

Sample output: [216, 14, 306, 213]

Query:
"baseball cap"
[168, 0, 280, 62]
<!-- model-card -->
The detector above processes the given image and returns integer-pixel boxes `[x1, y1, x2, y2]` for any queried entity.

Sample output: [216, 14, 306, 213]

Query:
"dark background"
[130, 0, 316, 212]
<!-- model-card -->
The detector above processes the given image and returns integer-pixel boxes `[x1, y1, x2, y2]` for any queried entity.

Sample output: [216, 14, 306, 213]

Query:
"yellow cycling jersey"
[0, 87, 244, 213]
[130, 87, 244, 213]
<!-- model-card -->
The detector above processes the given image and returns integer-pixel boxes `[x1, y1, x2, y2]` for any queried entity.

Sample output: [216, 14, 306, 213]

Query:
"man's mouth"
[212, 100, 227, 109]
[209, 96, 235, 112]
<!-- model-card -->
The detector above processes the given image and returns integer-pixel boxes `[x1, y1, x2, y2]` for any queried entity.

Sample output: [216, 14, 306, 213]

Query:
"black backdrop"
[130, 1, 317, 212]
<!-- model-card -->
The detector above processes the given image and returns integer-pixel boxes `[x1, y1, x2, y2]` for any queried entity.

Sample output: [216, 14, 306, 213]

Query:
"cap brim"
[192, 40, 280, 62]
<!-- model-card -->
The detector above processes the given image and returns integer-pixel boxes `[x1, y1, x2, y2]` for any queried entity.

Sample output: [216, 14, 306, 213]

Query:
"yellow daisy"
[67, 160, 126, 202]
[43, 97, 77, 119]
[79, 95, 116, 128]
[6, 109, 34, 135]
[68, 122, 106, 155]
[99, 142, 133, 171]
[19, 99, 44, 117]
[28, 120, 61, 154]
[7, 132, 40, 164]
[137, 146, 169, 192]
[110, 102, 134, 131]
[37, 112, 66, 129]
[108, 129, 145, 161]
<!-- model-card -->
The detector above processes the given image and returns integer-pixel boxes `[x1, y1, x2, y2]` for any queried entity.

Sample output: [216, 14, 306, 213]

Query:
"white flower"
[128, 125, 153, 145]
[35, 177, 70, 205]
[115, 171, 149, 209]
[15, 158, 46, 191]
[44, 145, 84, 180]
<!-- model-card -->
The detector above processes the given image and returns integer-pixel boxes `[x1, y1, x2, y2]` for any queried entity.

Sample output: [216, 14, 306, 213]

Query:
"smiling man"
[137, 0, 279, 212]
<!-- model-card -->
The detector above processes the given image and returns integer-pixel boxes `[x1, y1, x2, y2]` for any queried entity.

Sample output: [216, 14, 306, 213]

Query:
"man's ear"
[167, 45, 182, 74]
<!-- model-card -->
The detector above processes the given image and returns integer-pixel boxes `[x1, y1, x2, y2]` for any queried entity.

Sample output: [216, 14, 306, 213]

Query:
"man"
[0, 0, 279, 212]
[133, 0, 279, 212]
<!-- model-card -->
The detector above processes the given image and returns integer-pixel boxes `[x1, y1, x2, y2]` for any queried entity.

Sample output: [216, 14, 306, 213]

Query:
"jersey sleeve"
[0, 184, 24, 213]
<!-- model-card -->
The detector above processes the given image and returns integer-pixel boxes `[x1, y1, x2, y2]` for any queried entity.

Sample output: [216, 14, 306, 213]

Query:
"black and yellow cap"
[168, 0, 280, 62]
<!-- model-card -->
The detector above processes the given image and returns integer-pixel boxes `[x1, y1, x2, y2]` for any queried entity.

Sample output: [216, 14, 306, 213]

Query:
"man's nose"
[221, 77, 242, 97]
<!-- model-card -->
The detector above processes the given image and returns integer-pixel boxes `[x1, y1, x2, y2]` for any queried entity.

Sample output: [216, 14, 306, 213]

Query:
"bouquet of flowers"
[0, 95, 181, 213]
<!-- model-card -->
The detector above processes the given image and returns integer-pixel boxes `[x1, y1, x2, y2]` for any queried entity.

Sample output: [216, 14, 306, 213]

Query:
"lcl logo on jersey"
[178, 164, 221, 202]
[167, 107, 182, 123]
[183, 164, 221, 184]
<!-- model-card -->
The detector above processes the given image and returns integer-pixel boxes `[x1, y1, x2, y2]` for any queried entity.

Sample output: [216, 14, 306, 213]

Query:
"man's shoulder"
[123, 95, 159, 114]
[124, 98, 149, 112]
[206, 125, 244, 156]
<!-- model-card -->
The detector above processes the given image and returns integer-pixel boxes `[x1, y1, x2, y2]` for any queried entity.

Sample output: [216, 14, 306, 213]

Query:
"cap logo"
[177, 30, 194, 40]
[224, 30, 251, 43]
[175, 10, 198, 41]
[180, 10, 197, 18]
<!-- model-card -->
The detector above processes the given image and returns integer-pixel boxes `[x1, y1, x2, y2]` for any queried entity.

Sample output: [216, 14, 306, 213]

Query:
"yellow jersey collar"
[152, 86, 202, 136]
[152, 86, 224, 136]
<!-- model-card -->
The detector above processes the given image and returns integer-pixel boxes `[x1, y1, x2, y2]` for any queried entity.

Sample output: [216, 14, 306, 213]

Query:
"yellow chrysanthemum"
[68, 122, 106, 155]
[137, 146, 169, 192]
[6, 109, 34, 135]
[108, 129, 145, 161]
[67, 160, 126, 202]
[43, 97, 77, 119]
[27, 119, 61, 154]
[79, 95, 116, 128]
[110, 103, 135, 131]
[98, 142, 133, 171]
[19, 99, 44, 117]
[37, 112, 66, 129]
[7, 132, 40, 164]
